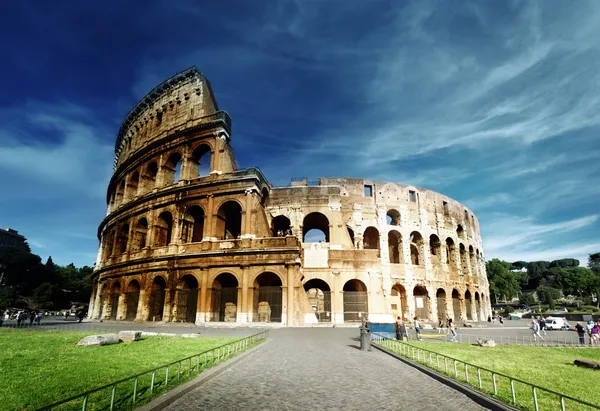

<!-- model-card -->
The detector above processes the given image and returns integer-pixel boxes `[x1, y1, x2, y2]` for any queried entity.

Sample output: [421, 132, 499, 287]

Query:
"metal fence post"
[165, 367, 169, 386]
[454, 360, 458, 377]
[81, 394, 88, 411]
[492, 373, 497, 395]
[510, 379, 516, 404]
[110, 385, 116, 411]
[477, 368, 481, 389]
[465, 364, 469, 383]
[532, 386, 539, 411]
[151, 371, 156, 393]
[133, 377, 138, 403]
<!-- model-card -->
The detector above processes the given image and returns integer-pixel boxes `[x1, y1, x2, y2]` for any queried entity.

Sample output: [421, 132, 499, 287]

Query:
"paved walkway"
[166, 328, 490, 411]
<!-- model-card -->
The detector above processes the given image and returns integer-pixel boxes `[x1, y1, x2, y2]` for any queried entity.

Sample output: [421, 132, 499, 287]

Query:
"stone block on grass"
[118, 330, 142, 342]
[574, 359, 600, 369]
[77, 334, 120, 347]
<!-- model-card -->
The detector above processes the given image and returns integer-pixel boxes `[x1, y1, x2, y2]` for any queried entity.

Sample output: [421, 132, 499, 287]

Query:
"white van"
[544, 317, 569, 330]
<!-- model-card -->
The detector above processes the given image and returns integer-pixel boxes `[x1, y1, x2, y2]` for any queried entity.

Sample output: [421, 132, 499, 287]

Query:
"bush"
[503, 306, 515, 316]
[567, 307, 575, 313]
[519, 293, 535, 306]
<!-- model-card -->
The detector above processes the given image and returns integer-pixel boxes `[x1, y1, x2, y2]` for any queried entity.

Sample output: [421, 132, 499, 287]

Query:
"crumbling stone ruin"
[88, 67, 491, 326]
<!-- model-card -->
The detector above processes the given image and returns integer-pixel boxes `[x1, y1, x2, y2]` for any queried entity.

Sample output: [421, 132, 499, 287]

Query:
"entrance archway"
[210, 273, 239, 322]
[176, 275, 199, 323]
[343, 279, 368, 322]
[272, 215, 291, 237]
[304, 279, 331, 322]
[451, 289, 461, 321]
[125, 280, 140, 320]
[109, 282, 121, 320]
[465, 290, 473, 320]
[436, 288, 447, 323]
[391, 284, 408, 320]
[413, 286, 429, 320]
[475, 292, 481, 321]
[388, 231, 403, 264]
[253, 272, 283, 322]
[303, 212, 329, 242]
[217, 201, 242, 240]
[148, 276, 166, 321]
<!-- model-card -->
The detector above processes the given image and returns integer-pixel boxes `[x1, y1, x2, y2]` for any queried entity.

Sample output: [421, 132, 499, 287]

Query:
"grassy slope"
[0, 329, 236, 410]
[413, 341, 600, 408]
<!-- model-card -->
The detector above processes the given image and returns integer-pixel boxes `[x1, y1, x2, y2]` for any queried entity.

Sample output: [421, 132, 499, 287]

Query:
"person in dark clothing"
[575, 322, 586, 344]
[29, 311, 35, 325]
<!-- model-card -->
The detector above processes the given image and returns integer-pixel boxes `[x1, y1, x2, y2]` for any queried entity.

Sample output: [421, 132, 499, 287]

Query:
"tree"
[537, 286, 561, 305]
[588, 253, 600, 273]
[526, 261, 550, 289]
[549, 258, 580, 268]
[486, 259, 520, 301]
[519, 293, 535, 306]
[555, 267, 596, 297]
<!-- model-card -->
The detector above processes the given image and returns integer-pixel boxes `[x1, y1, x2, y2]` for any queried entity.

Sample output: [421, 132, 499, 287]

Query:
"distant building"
[0, 228, 27, 250]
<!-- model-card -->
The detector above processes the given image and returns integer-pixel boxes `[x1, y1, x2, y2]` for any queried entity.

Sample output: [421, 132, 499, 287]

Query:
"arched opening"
[436, 288, 447, 323]
[457, 225, 465, 239]
[191, 144, 211, 179]
[154, 212, 173, 247]
[413, 286, 429, 320]
[459, 243, 469, 274]
[163, 152, 183, 185]
[388, 230, 403, 264]
[386, 209, 401, 225]
[302, 212, 329, 242]
[117, 223, 129, 254]
[347, 227, 355, 247]
[261, 188, 269, 207]
[148, 276, 166, 321]
[343, 279, 368, 322]
[271, 215, 291, 237]
[304, 279, 331, 322]
[210, 273, 239, 322]
[125, 280, 140, 321]
[451, 289, 461, 321]
[216, 201, 242, 240]
[475, 292, 481, 321]
[182, 206, 205, 243]
[253, 272, 283, 322]
[465, 290, 473, 320]
[109, 282, 121, 320]
[410, 231, 423, 265]
[176, 275, 199, 323]
[115, 181, 125, 205]
[142, 162, 158, 193]
[128, 172, 140, 199]
[391, 284, 408, 320]
[103, 228, 115, 260]
[363, 227, 380, 251]
[132, 219, 148, 251]
[429, 234, 441, 260]
[469, 245, 478, 277]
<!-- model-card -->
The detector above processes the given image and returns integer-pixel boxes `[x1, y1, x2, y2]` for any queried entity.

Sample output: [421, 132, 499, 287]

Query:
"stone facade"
[88, 66, 492, 326]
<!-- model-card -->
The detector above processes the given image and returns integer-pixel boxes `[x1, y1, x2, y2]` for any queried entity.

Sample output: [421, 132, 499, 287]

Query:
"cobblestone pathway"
[167, 328, 490, 411]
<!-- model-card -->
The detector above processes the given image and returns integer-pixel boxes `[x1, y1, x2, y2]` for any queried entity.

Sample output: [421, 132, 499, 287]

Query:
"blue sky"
[1, 0, 598, 268]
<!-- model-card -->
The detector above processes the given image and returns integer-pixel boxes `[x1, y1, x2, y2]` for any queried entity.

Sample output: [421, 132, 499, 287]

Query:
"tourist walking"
[539, 317, 547, 336]
[448, 318, 457, 342]
[395, 316, 402, 340]
[575, 322, 586, 345]
[438, 318, 446, 334]
[532, 319, 544, 342]
[591, 322, 599, 345]
[413, 317, 422, 341]
[35, 312, 42, 325]
[29, 311, 35, 325]
[499, 316, 504, 327]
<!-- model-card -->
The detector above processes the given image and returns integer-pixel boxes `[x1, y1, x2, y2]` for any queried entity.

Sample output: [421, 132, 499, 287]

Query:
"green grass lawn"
[0, 329, 240, 410]
[399, 340, 600, 410]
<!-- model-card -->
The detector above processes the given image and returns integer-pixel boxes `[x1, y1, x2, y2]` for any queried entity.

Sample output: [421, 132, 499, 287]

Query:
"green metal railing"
[371, 333, 600, 411]
[36, 330, 268, 411]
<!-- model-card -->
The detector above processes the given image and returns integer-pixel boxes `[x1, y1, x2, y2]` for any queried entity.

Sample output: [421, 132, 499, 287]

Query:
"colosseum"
[88, 67, 492, 327]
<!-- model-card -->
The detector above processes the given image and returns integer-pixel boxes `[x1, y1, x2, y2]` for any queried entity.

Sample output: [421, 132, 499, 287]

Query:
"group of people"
[531, 318, 547, 341]
[394, 316, 457, 342]
[9, 311, 44, 326]
[275, 229, 292, 237]
[574, 320, 600, 344]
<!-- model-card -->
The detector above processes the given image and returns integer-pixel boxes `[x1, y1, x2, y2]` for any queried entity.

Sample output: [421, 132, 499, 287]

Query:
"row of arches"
[109, 144, 212, 210]
[103, 200, 243, 259]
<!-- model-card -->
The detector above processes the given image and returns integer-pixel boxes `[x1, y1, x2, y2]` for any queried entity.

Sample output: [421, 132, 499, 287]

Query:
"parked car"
[544, 317, 570, 330]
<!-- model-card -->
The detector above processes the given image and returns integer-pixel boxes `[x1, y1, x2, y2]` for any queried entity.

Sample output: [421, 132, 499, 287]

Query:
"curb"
[136, 339, 270, 411]
[372, 343, 518, 411]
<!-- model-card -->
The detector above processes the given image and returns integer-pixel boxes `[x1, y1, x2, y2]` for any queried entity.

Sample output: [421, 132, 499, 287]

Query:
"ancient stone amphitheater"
[88, 67, 491, 326]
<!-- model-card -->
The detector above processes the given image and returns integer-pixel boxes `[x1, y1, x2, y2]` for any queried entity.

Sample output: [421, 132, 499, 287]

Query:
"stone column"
[286, 263, 295, 326]
[204, 195, 214, 240]
[241, 266, 249, 323]
[199, 269, 208, 323]
[163, 288, 173, 322]
[332, 272, 344, 324]
[87, 282, 97, 319]
[135, 289, 146, 321]
[236, 287, 243, 323]
[244, 189, 254, 237]
[116, 293, 126, 320]
[428, 288, 437, 323]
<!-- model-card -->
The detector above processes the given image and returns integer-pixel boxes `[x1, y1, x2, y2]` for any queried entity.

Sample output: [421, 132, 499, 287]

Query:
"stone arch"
[465, 289, 473, 320]
[176, 274, 199, 323]
[409, 231, 423, 265]
[429, 234, 441, 264]
[386, 209, 401, 226]
[128, 171, 140, 199]
[343, 279, 368, 322]
[388, 230, 403, 264]
[210, 273, 239, 322]
[459, 243, 469, 274]
[125, 279, 141, 320]
[109, 281, 121, 320]
[302, 212, 329, 242]
[451, 289, 461, 321]
[391, 283, 408, 320]
[142, 162, 158, 193]
[469, 245, 477, 277]
[363, 226, 380, 251]
[117, 223, 130, 254]
[148, 276, 166, 321]
[272, 215, 291, 237]
[347, 226, 355, 247]
[115, 180, 126, 206]
[413, 285, 430, 320]
[132, 218, 148, 251]
[475, 291, 481, 321]
[436, 288, 447, 323]
[182, 205, 205, 243]
[216, 200, 242, 240]
[457, 224, 465, 239]
[163, 152, 183, 185]
[304, 278, 331, 322]
[103, 228, 116, 260]
[253, 272, 283, 323]
[191, 144, 212, 179]
[154, 211, 173, 247]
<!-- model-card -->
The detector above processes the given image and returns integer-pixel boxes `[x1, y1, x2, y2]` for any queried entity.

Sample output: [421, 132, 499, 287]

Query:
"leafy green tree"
[549, 258, 580, 268]
[556, 267, 596, 297]
[588, 253, 600, 307]
[537, 286, 561, 305]
[526, 261, 550, 289]
[486, 259, 520, 302]
[511, 261, 528, 270]
[519, 293, 535, 306]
